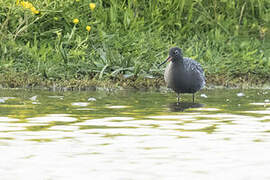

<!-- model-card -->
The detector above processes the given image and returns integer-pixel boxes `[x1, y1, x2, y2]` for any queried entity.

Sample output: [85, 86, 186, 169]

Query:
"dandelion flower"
[73, 18, 79, 24]
[30, 7, 36, 12]
[23, 1, 33, 9]
[89, 3, 96, 11]
[27, 2, 33, 9]
[20, 1, 25, 7]
[86, 25, 91, 32]
[34, 10, 39, 14]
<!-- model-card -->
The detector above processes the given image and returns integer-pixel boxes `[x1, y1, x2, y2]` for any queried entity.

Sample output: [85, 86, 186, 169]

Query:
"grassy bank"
[0, 0, 269, 89]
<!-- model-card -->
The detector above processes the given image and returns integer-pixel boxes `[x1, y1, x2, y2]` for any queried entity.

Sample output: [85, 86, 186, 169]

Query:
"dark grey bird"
[159, 47, 205, 104]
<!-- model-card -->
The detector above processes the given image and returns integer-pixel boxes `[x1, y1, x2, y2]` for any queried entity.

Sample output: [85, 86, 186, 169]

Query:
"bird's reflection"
[169, 102, 204, 112]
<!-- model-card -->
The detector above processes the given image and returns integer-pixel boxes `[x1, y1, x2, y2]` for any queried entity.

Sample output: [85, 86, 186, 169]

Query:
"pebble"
[237, 93, 245, 97]
[200, 94, 208, 98]
[88, 97, 97, 102]
[71, 102, 89, 107]
[29, 95, 37, 101]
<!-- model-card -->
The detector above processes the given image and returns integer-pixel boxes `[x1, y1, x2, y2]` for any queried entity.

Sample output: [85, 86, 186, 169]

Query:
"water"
[0, 89, 270, 180]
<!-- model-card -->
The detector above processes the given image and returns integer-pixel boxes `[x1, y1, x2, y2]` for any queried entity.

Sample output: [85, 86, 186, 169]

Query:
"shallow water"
[1, 89, 270, 180]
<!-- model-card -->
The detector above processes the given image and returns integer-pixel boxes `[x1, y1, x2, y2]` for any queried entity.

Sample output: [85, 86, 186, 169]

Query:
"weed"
[0, 0, 269, 88]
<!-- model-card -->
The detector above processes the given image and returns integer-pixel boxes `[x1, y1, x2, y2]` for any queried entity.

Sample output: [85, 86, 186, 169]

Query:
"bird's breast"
[164, 62, 184, 87]
[164, 61, 204, 93]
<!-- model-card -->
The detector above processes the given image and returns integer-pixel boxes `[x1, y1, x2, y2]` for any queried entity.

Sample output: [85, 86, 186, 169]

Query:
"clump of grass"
[0, 0, 269, 88]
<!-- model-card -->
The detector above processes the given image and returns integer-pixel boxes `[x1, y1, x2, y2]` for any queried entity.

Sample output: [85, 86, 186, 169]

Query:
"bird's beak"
[158, 56, 172, 68]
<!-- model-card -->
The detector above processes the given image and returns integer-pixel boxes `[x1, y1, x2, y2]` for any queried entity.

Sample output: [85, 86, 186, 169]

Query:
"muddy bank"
[1, 72, 270, 91]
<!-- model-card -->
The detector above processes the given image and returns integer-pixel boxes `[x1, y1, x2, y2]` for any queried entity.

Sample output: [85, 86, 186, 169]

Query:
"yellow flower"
[20, 1, 34, 9]
[73, 18, 79, 24]
[89, 3, 96, 11]
[20, 1, 25, 7]
[30, 7, 36, 12]
[34, 10, 40, 14]
[86, 25, 91, 32]
[24, 1, 33, 9]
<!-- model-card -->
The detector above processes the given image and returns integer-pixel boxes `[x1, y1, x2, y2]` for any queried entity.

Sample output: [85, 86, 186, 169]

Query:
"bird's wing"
[184, 58, 206, 89]
[184, 57, 204, 75]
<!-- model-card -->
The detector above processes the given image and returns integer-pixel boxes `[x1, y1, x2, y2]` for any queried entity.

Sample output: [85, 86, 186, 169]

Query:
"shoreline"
[1, 73, 269, 91]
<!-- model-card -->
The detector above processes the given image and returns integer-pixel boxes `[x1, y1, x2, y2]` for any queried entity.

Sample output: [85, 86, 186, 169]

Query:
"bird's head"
[158, 47, 183, 68]
[169, 47, 183, 61]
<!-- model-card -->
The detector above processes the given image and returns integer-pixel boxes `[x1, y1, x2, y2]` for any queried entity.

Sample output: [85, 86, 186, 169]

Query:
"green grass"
[0, 0, 269, 88]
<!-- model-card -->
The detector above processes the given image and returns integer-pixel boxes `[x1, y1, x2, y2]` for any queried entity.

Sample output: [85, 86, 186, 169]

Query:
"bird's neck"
[172, 57, 184, 65]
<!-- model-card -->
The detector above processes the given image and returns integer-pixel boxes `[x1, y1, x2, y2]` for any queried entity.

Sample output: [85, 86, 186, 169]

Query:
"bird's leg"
[177, 93, 180, 105]
[192, 93, 195, 103]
